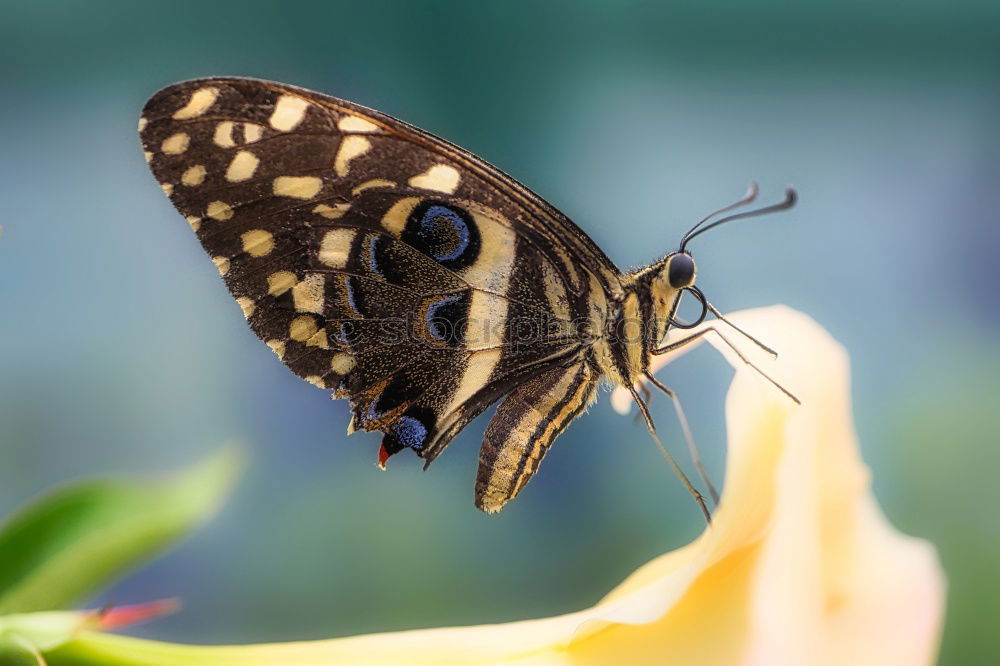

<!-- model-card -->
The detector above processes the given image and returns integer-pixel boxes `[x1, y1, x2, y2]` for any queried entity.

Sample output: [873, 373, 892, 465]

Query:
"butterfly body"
[140, 77, 699, 513]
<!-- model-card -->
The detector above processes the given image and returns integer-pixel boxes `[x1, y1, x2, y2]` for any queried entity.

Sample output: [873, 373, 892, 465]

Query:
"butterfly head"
[665, 251, 697, 290]
[653, 251, 700, 329]
[637, 251, 704, 343]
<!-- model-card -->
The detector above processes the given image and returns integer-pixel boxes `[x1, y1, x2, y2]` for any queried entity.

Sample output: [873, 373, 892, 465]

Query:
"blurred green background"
[1, 0, 997, 662]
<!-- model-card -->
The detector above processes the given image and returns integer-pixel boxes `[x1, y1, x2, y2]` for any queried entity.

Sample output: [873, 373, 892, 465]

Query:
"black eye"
[668, 253, 696, 288]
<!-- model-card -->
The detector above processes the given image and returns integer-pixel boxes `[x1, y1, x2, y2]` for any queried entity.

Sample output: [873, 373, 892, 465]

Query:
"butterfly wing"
[476, 361, 599, 513]
[140, 77, 620, 495]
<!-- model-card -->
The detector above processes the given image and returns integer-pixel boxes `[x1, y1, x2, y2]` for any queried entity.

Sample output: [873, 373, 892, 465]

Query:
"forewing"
[140, 77, 617, 469]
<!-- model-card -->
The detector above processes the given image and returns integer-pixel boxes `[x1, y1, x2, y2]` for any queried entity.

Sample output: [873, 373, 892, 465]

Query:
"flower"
[43, 306, 944, 666]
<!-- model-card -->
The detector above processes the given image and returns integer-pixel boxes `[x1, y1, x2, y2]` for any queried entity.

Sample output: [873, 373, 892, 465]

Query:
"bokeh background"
[1, 1, 997, 662]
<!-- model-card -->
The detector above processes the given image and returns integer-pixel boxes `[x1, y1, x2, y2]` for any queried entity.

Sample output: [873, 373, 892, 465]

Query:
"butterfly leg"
[633, 382, 653, 427]
[627, 386, 712, 524]
[653, 326, 799, 404]
[476, 362, 597, 514]
[642, 372, 720, 505]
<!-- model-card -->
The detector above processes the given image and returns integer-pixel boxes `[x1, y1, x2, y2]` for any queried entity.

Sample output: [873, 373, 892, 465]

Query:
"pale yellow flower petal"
[604, 305, 945, 665]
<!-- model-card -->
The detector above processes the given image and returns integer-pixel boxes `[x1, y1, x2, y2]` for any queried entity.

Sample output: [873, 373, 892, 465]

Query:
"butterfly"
[140, 77, 796, 516]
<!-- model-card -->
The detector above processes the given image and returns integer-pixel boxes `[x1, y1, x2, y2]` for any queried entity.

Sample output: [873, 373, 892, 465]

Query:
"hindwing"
[140, 77, 622, 500]
[477, 361, 599, 513]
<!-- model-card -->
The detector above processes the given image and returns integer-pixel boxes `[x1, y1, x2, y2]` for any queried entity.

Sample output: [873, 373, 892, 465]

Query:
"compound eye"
[668, 253, 696, 289]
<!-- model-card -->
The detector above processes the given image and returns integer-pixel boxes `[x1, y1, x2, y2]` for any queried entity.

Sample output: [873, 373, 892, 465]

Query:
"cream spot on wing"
[292, 273, 325, 313]
[266, 339, 286, 359]
[351, 178, 394, 195]
[206, 200, 233, 221]
[143, 151, 153, 163]
[305, 375, 326, 388]
[305, 329, 329, 348]
[236, 297, 255, 319]
[289, 315, 318, 341]
[172, 86, 219, 119]
[226, 150, 259, 182]
[313, 203, 351, 219]
[380, 197, 420, 235]
[212, 256, 230, 276]
[213, 121, 235, 148]
[273, 176, 323, 199]
[460, 206, 516, 293]
[267, 271, 297, 295]
[270, 95, 310, 131]
[186, 216, 201, 232]
[330, 353, 355, 375]
[241, 229, 275, 257]
[408, 164, 460, 194]
[465, 291, 507, 350]
[333, 135, 370, 177]
[242, 123, 263, 143]
[337, 115, 380, 133]
[318, 228, 355, 268]
[181, 164, 207, 186]
[446, 348, 502, 417]
[161, 132, 189, 154]
[160, 182, 174, 196]
[137, 117, 147, 132]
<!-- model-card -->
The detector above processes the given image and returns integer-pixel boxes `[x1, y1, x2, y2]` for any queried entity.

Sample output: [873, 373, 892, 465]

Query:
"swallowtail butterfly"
[140, 78, 796, 516]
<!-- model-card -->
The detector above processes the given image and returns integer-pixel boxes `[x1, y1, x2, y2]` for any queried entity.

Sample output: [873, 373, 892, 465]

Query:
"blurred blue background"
[1, 1, 997, 662]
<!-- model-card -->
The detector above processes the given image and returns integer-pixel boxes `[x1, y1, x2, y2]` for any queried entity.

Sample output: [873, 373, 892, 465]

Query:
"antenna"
[680, 187, 797, 251]
[679, 181, 759, 250]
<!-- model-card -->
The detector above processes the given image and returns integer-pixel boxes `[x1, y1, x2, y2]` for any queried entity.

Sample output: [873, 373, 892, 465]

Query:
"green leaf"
[0, 446, 243, 613]
[0, 642, 43, 666]
[0, 637, 45, 666]
[0, 611, 85, 655]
